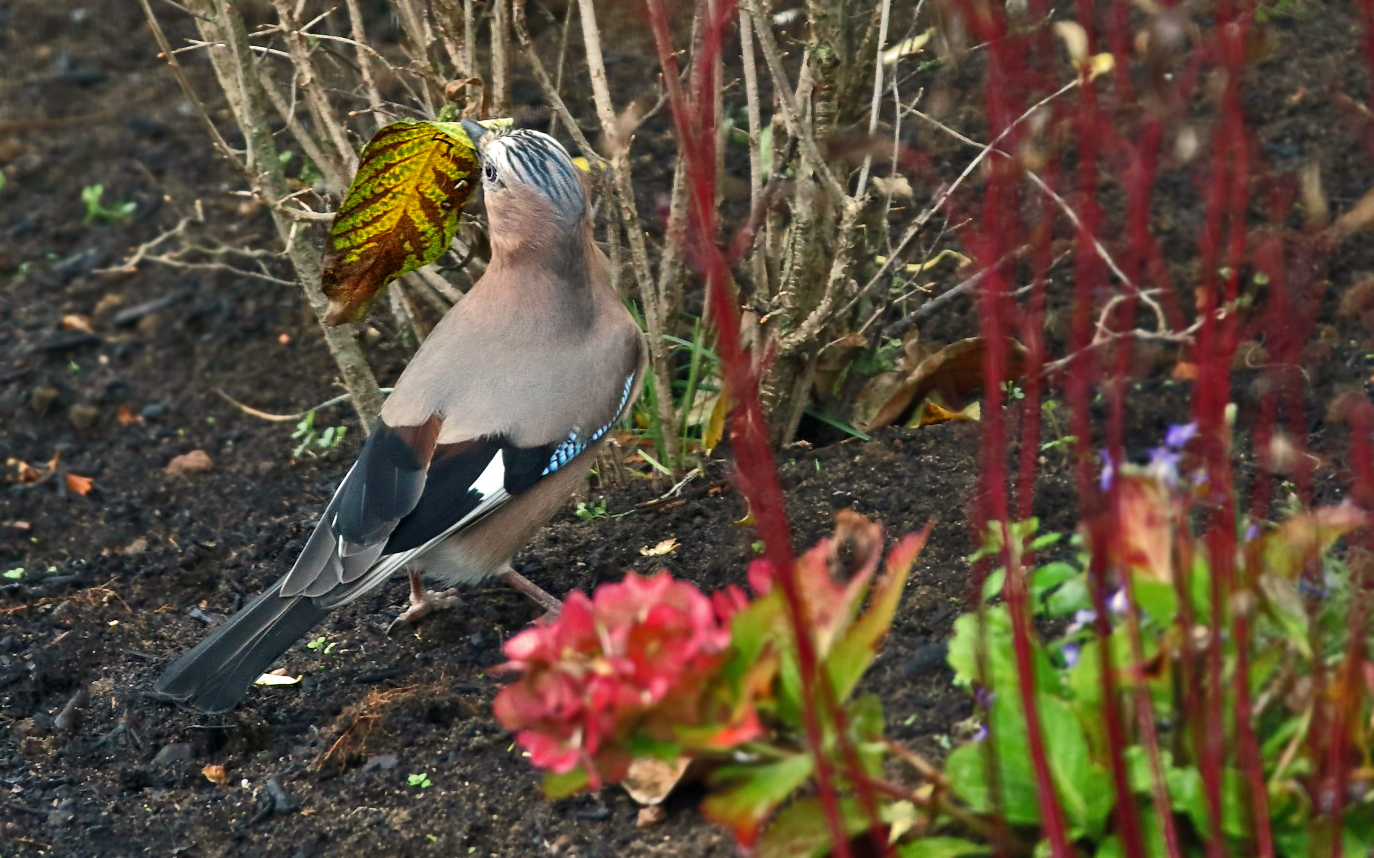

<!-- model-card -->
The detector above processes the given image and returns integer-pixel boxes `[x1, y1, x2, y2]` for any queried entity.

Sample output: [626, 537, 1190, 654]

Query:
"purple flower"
[1062, 642, 1082, 669]
[1108, 589, 1130, 616]
[1148, 446, 1182, 485]
[972, 723, 989, 742]
[1245, 523, 1259, 542]
[1165, 422, 1198, 450]
[1099, 450, 1115, 492]
[1066, 608, 1096, 635]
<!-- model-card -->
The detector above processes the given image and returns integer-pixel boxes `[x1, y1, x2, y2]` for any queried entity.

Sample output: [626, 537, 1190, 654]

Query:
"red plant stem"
[1190, 4, 1251, 850]
[641, 2, 861, 855]
[965, 96, 1073, 858]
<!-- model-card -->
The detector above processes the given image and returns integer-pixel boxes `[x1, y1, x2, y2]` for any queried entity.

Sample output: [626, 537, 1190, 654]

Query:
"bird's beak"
[461, 118, 490, 151]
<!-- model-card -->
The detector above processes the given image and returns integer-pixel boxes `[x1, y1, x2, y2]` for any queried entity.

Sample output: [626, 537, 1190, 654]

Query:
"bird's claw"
[386, 588, 461, 634]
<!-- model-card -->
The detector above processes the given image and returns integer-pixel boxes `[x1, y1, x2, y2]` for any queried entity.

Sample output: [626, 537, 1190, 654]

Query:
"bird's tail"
[151, 580, 328, 713]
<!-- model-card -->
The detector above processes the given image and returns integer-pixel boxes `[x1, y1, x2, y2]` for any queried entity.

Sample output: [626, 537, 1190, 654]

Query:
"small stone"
[152, 742, 193, 766]
[47, 798, 75, 828]
[30, 386, 59, 414]
[904, 642, 949, 678]
[140, 402, 168, 419]
[67, 403, 100, 430]
[362, 753, 398, 773]
[166, 450, 213, 477]
[636, 805, 666, 829]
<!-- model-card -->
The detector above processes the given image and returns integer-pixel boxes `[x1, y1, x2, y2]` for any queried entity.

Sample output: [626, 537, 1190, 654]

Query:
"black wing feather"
[383, 438, 501, 553]
[334, 423, 430, 545]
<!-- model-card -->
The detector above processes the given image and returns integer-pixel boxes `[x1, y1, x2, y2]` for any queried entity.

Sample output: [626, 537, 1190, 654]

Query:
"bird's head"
[462, 120, 589, 242]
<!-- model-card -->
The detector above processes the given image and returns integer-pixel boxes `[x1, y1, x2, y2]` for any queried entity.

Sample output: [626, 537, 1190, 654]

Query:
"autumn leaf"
[919, 401, 977, 425]
[64, 473, 94, 496]
[202, 764, 228, 786]
[320, 118, 507, 325]
[639, 538, 680, 557]
[867, 337, 1027, 431]
[116, 404, 143, 425]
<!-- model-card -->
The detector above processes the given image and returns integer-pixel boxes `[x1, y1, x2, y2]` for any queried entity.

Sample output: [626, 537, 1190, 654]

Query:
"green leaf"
[1132, 578, 1178, 626]
[1168, 766, 1249, 840]
[1029, 561, 1079, 606]
[980, 567, 1006, 603]
[755, 796, 869, 858]
[702, 753, 815, 847]
[1044, 575, 1091, 617]
[541, 767, 590, 799]
[321, 119, 485, 325]
[897, 837, 991, 858]
[947, 606, 1058, 695]
[945, 694, 1112, 836]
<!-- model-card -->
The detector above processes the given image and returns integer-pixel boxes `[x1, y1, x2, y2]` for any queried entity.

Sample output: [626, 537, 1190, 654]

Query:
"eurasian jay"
[153, 121, 647, 713]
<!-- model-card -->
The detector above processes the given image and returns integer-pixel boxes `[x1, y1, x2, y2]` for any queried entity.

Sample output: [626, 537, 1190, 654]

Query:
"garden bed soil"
[3, 1, 1373, 856]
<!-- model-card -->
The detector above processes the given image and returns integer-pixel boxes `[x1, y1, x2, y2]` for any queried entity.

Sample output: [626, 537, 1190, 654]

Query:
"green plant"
[291, 410, 348, 459]
[941, 464, 1373, 853]
[407, 772, 432, 789]
[80, 183, 136, 225]
[305, 635, 336, 654]
[574, 498, 609, 522]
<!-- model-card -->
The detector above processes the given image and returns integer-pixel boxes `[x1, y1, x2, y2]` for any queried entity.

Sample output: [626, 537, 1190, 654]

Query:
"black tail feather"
[152, 580, 329, 713]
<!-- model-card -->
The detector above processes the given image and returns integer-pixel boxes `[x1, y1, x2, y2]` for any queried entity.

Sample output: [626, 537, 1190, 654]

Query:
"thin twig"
[578, 0, 683, 472]
[137, 0, 242, 168]
[854, 0, 895, 199]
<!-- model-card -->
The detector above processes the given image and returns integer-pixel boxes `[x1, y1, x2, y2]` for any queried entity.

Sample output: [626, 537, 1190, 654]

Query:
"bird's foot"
[387, 573, 462, 634]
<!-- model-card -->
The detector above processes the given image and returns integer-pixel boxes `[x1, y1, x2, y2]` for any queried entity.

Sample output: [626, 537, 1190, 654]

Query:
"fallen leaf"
[7, 458, 41, 483]
[61, 314, 93, 333]
[202, 764, 228, 785]
[115, 404, 143, 425]
[166, 450, 213, 477]
[64, 473, 94, 496]
[638, 538, 680, 557]
[622, 756, 691, 805]
[255, 673, 303, 687]
[919, 401, 977, 425]
[867, 337, 1027, 431]
[1171, 361, 1198, 381]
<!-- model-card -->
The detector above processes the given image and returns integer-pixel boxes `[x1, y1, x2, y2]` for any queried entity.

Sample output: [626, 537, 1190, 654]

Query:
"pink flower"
[494, 571, 737, 787]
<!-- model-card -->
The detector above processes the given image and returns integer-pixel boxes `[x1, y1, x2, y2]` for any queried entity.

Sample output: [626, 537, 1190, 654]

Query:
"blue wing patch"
[540, 373, 636, 477]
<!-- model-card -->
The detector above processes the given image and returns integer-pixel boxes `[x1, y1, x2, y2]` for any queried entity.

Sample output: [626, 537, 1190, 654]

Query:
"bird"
[152, 120, 647, 713]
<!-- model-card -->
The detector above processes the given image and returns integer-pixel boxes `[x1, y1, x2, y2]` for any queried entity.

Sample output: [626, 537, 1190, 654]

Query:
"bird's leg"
[386, 570, 461, 634]
[498, 566, 562, 617]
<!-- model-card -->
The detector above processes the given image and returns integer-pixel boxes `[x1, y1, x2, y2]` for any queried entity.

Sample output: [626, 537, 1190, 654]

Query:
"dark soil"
[2, 1, 1372, 856]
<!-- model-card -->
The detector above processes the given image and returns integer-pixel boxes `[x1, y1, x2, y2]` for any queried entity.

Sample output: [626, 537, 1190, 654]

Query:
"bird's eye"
[482, 162, 499, 184]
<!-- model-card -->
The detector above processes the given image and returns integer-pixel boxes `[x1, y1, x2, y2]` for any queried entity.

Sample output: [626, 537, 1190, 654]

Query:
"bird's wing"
[277, 364, 642, 608]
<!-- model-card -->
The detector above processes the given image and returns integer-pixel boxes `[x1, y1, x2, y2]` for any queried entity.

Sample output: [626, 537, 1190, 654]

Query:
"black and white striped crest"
[481, 129, 586, 219]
